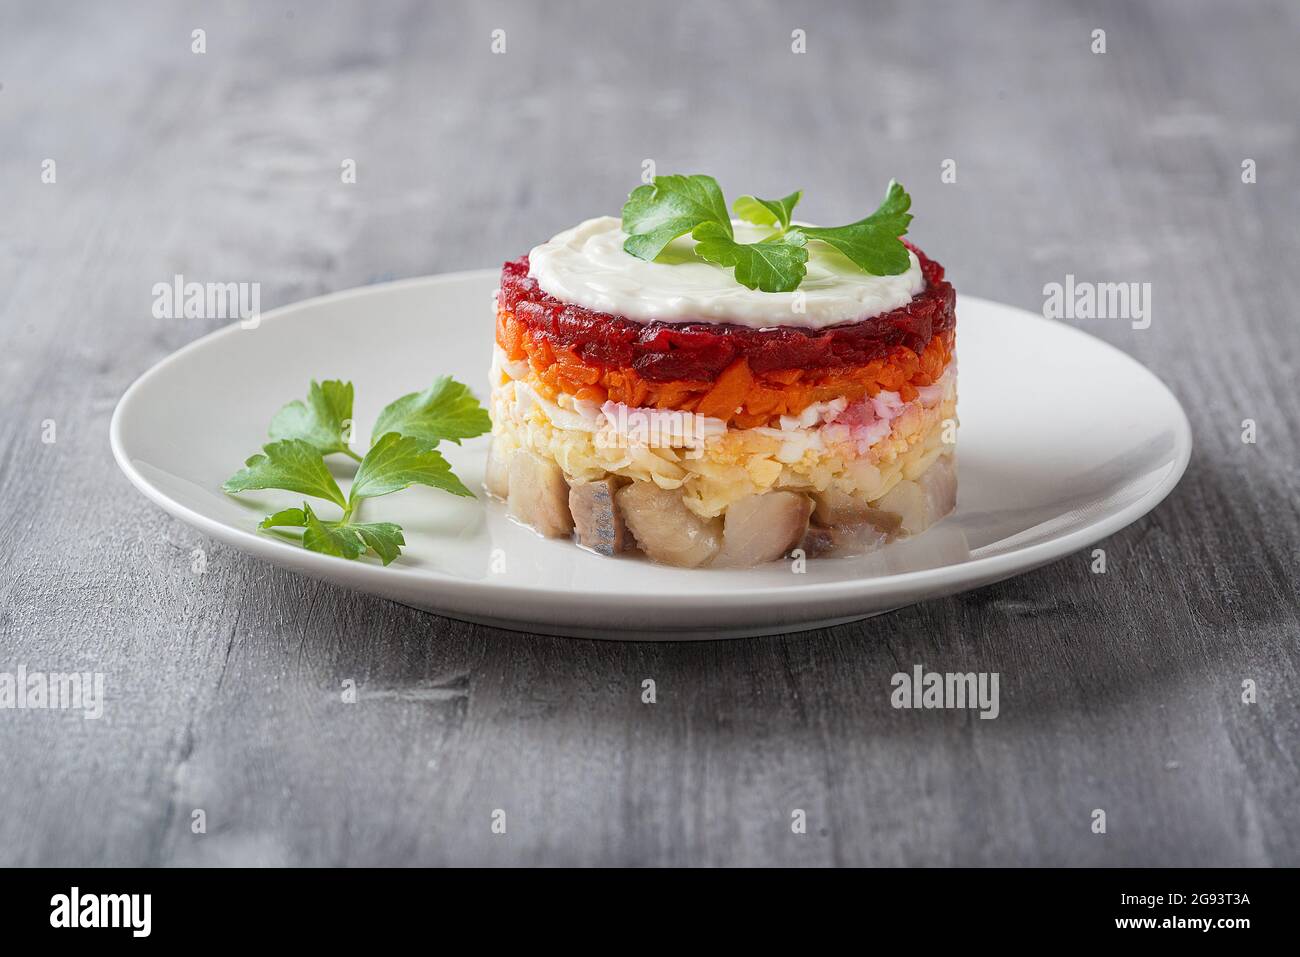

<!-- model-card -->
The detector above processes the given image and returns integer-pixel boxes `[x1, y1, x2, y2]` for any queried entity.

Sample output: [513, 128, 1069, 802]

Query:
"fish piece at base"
[569, 477, 632, 555]
[617, 481, 721, 568]
[507, 449, 574, 538]
[714, 492, 813, 568]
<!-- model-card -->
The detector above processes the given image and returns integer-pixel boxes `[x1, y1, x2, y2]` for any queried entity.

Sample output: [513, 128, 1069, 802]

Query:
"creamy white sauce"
[527, 216, 925, 329]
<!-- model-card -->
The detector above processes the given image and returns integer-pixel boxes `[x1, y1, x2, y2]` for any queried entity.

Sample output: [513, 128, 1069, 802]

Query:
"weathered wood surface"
[1, 0, 1296, 866]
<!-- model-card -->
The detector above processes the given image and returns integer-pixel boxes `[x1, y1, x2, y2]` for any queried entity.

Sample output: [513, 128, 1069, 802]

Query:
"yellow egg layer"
[489, 374, 957, 520]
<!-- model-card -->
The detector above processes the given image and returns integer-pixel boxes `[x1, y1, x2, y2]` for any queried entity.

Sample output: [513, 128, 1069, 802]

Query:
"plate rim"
[110, 272, 1194, 612]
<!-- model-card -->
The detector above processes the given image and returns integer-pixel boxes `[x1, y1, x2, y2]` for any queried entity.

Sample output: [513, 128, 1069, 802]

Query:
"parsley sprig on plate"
[223, 377, 490, 565]
[621, 175, 913, 293]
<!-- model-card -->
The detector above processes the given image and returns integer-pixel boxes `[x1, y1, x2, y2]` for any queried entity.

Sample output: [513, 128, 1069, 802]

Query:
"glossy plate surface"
[111, 271, 1192, 640]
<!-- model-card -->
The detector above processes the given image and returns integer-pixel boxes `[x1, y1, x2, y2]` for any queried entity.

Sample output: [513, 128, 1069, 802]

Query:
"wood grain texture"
[1, 0, 1297, 866]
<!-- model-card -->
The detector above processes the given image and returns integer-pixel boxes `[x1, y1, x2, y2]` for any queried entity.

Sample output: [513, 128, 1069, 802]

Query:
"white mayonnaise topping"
[527, 216, 925, 329]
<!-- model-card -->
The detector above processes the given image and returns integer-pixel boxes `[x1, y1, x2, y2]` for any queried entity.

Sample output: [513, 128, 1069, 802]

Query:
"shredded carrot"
[694, 359, 754, 420]
[495, 306, 954, 428]
[553, 347, 601, 385]
[764, 368, 802, 386]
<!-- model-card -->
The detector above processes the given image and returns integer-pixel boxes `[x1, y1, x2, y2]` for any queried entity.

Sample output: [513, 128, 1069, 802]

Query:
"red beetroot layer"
[497, 242, 955, 384]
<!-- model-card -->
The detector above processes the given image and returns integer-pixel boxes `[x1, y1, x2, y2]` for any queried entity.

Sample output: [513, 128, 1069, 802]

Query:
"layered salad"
[485, 175, 957, 568]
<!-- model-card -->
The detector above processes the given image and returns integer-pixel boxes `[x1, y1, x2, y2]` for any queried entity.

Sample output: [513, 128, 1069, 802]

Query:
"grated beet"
[497, 243, 955, 384]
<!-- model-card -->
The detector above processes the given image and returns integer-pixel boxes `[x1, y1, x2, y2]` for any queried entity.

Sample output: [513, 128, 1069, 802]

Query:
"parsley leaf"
[301, 502, 366, 559]
[622, 174, 732, 261]
[349, 522, 406, 565]
[350, 432, 473, 502]
[621, 174, 917, 290]
[259, 507, 309, 529]
[789, 179, 913, 276]
[370, 376, 491, 450]
[691, 222, 809, 292]
[261, 505, 405, 565]
[223, 439, 347, 509]
[227, 376, 483, 567]
[733, 190, 803, 231]
[268, 380, 356, 457]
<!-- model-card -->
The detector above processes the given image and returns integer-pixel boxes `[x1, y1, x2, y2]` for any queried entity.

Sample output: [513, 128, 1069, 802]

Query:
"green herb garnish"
[369, 375, 491, 450]
[788, 180, 913, 277]
[733, 190, 803, 231]
[225, 438, 348, 508]
[621, 173, 733, 261]
[690, 222, 809, 293]
[267, 379, 358, 460]
[621, 176, 913, 293]
[351, 432, 473, 501]
[224, 377, 489, 565]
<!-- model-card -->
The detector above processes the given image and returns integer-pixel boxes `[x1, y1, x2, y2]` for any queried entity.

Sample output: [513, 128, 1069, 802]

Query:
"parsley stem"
[341, 447, 363, 463]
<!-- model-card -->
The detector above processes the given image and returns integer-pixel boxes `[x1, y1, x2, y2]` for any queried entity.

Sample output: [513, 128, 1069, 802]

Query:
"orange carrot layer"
[496, 306, 954, 428]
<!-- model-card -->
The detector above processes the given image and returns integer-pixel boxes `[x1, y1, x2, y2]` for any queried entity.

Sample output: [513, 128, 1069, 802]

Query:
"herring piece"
[714, 492, 813, 568]
[797, 525, 835, 559]
[569, 477, 631, 556]
[506, 450, 574, 538]
[616, 481, 721, 568]
[875, 454, 957, 535]
[799, 520, 893, 559]
[803, 487, 902, 557]
[484, 439, 511, 499]
[813, 486, 885, 526]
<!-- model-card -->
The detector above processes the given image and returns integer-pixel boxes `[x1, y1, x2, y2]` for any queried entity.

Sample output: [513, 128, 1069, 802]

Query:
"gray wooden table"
[2, 0, 1297, 867]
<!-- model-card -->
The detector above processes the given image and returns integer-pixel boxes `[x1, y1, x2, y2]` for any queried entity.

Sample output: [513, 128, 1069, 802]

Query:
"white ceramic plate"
[111, 271, 1191, 640]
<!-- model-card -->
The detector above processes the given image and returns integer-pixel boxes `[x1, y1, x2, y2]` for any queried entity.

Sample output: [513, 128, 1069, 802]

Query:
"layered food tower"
[486, 188, 957, 568]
